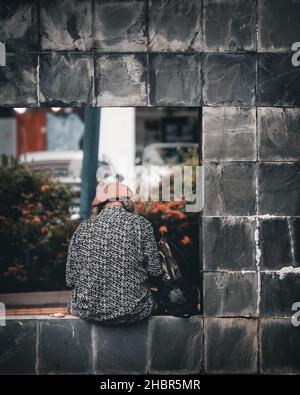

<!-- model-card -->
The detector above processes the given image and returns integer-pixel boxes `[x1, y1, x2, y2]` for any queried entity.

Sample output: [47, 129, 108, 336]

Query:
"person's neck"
[104, 201, 122, 208]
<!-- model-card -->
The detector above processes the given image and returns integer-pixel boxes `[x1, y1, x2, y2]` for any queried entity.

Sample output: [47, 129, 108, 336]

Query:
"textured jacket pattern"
[66, 205, 162, 323]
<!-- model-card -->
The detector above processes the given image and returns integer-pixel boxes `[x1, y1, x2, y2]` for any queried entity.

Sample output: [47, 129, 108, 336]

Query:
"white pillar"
[99, 108, 136, 188]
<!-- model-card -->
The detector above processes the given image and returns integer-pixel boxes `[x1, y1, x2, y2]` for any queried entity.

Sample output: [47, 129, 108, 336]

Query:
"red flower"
[22, 209, 30, 216]
[159, 225, 168, 234]
[32, 215, 41, 224]
[41, 184, 51, 192]
[181, 235, 192, 245]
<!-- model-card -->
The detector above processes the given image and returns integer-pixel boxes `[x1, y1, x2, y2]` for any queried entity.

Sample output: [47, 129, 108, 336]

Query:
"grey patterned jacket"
[66, 205, 162, 323]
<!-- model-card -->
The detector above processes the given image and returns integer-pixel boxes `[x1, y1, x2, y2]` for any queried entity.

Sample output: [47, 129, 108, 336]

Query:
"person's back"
[66, 203, 162, 324]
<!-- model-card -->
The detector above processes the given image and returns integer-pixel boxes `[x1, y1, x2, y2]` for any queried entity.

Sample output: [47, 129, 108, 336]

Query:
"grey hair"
[89, 198, 135, 219]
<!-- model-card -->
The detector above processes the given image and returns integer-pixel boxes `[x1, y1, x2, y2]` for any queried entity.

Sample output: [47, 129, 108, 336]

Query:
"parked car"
[142, 142, 199, 167]
[19, 151, 119, 219]
[139, 143, 199, 190]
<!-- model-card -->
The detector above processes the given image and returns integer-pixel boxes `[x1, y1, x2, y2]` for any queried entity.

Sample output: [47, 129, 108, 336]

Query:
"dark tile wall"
[1, 0, 299, 108]
[0, 0, 300, 374]
[1, 316, 300, 374]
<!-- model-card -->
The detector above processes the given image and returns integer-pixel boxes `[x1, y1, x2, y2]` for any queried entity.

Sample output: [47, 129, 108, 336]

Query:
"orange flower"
[32, 215, 41, 224]
[181, 235, 192, 245]
[165, 209, 187, 220]
[159, 225, 168, 234]
[41, 226, 48, 234]
[41, 184, 51, 192]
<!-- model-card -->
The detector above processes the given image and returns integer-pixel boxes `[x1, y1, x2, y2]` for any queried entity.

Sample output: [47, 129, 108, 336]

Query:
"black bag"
[151, 236, 201, 317]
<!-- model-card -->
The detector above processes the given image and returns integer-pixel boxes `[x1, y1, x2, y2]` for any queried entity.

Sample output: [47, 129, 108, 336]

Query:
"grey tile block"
[0, 53, 37, 106]
[258, 163, 300, 216]
[203, 107, 256, 161]
[94, 320, 148, 374]
[204, 272, 257, 317]
[95, 54, 147, 106]
[0, 320, 37, 374]
[94, 0, 147, 52]
[260, 273, 300, 317]
[259, 218, 293, 270]
[0, 0, 38, 51]
[38, 319, 93, 374]
[40, 0, 92, 51]
[203, 0, 256, 52]
[257, 54, 300, 106]
[148, 54, 201, 106]
[148, 0, 202, 52]
[204, 318, 258, 374]
[258, 0, 300, 52]
[202, 53, 256, 106]
[148, 316, 203, 373]
[258, 107, 300, 161]
[204, 162, 256, 216]
[39, 53, 93, 106]
[260, 318, 300, 374]
[203, 217, 256, 271]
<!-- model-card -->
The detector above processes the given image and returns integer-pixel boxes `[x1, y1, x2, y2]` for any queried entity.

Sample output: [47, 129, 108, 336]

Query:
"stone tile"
[148, 0, 202, 52]
[259, 218, 293, 270]
[204, 318, 258, 374]
[94, 0, 147, 52]
[203, 107, 256, 161]
[0, 320, 37, 374]
[202, 53, 256, 106]
[148, 316, 203, 373]
[204, 162, 256, 216]
[260, 273, 300, 317]
[258, 0, 300, 52]
[148, 54, 201, 106]
[260, 318, 300, 374]
[0, 53, 37, 106]
[38, 319, 93, 374]
[203, 0, 256, 52]
[0, 0, 38, 51]
[39, 53, 93, 106]
[257, 54, 300, 106]
[258, 108, 300, 161]
[94, 320, 148, 374]
[203, 217, 256, 271]
[40, 0, 92, 51]
[95, 54, 147, 106]
[204, 272, 257, 317]
[258, 163, 300, 216]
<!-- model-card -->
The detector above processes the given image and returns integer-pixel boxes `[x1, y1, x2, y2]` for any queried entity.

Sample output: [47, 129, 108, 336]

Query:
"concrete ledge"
[0, 291, 71, 308]
[1, 316, 300, 374]
[0, 316, 204, 375]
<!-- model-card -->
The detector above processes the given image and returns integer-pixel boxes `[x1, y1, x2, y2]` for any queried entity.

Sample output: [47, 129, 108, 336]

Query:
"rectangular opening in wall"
[0, 106, 202, 317]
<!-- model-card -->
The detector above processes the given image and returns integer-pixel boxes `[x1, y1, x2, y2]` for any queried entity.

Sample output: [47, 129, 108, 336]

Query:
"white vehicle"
[139, 143, 198, 189]
[142, 143, 198, 167]
[19, 150, 83, 189]
[19, 151, 83, 219]
[19, 151, 119, 219]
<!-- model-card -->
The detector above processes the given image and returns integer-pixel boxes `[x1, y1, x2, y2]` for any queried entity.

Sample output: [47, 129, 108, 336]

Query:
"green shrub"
[0, 155, 77, 293]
